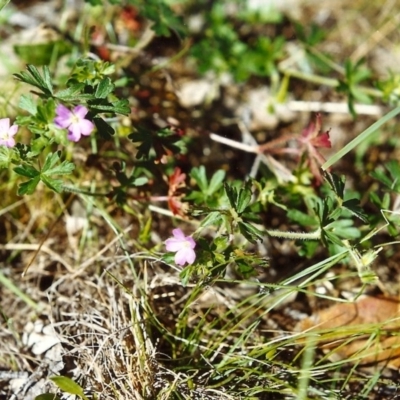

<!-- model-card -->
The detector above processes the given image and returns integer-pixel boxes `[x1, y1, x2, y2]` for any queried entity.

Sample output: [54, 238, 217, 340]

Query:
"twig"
[0, 243, 73, 273]
[285, 100, 384, 116]
[209, 133, 258, 154]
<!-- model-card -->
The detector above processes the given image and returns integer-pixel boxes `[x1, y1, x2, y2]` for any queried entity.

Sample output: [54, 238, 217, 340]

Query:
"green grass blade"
[322, 105, 400, 170]
[0, 0, 10, 12]
[0, 271, 38, 310]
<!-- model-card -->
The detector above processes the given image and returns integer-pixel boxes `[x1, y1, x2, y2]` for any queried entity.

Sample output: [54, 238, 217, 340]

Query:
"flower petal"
[6, 137, 15, 147]
[184, 248, 196, 264]
[0, 118, 10, 132]
[175, 248, 196, 266]
[0, 138, 13, 147]
[165, 229, 197, 265]
[55, 105, 74, 129]
[165, 237, 184, 252]
[73, 105, 89, 118]
[78, 119, 95, 136]
[56, 104, 72, 119]
[186, 236, 196, 249]
[67, 125, 82, 142]
[54, 118, 70, 129]
[172, 228, 185, 239]
[8, 124, 18, 137]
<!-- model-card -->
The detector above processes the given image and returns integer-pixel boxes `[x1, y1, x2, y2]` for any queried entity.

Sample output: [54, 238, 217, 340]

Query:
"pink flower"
[54, 104, 95, 142]
[165, 228, 196, 266]
[0, 118, 18, 148]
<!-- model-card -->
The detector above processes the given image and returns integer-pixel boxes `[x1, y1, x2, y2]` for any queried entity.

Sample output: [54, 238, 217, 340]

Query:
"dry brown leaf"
[295, 296, 400, 369]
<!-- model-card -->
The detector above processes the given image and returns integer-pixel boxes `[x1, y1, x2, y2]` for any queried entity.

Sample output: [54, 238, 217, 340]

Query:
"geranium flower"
[0, 118, 18, 148]
[165, 228, 196, 266]
[54, 104, 95, 142]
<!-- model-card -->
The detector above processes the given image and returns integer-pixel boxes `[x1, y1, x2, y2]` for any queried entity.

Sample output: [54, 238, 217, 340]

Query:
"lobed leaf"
[17, 176, 41, 195]
[94, 77, 115, 98]
[14, 164, 39, 178]
[208, 169, 225, 195]
[14, 65, 54, 96]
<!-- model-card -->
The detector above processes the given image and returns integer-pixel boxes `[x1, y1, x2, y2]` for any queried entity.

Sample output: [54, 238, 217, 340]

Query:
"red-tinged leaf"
[168, 167, 186, 194]
[167, 167, 188, 216]
[298, 114, 332, 184]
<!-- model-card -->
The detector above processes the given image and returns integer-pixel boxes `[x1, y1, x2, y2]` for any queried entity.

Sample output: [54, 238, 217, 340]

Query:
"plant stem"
[280, 67, 382, 98]
[266, 227, 321, 240]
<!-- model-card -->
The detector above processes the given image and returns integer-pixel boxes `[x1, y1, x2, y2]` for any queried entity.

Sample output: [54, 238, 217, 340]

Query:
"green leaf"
[287, 209, 318, 227]
[84, 0, 102, 5]
[0, 146, 13, 168]
[42, 152, 61, 173]
[14, 164, 40, 178]
[34, 394, 62, 400]
[95, 77, 114, 98]
[298, 240, 319, 258]
[236, 259, 256, 278]
[351, 86, 371, 104]
[224, 181, 254, 214]
[132, 177, 148, 186]
[384, 160, 400, 190]
[190, 166, 208, 192]
[371, 168, 394, 188]
[17, 176, 41, 195]
[14, 152, 74, 195]
[128, 125, 184, 161]
[14, 65, 53, 96]
[161, 252, 176, 265]
[370, 161, 400, 195]
[42, 65, 53, 93]
[41, 176, 64, 193]
[224, 183, 237, 208]
[199, 211, 223, 228]
[208, 169, 225, 195]
[325, 219, 361, 240]
[55, 83, 91, 102]
[324, 171, 345, 198]
[322, 228, 343, 247]
[238, 221, 264, 243]
[342, 198, 368, 222]
[89, 99, 130, 114]
[129, 127, 152, 159]
[329, 207, 342, 221]
[14, 40, 71, 66]
[185, 190, 206, 204]
[236, 184, 252, 214]
[29, 135, 51, 157]
[0, 0, 10, 12]
[382, 193, 391, 210]
[94, 117, 115, 139]
[19, 94, 37, 115]
[44, 160, 75, 177]
[50, 376, 87, 399]
[140, 1, 186, 37]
